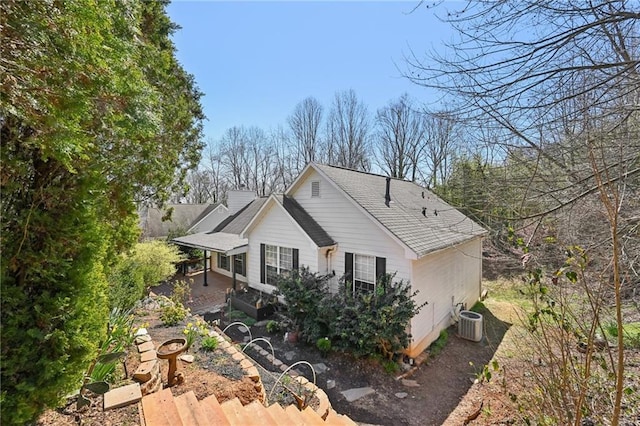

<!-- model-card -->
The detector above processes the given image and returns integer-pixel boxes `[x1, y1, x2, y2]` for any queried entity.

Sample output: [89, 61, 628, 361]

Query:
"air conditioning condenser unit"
[458, 310, 483, 342]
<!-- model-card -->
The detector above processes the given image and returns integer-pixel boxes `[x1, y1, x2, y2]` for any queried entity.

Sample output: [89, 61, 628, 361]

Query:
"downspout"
[325, 245, 337, 276]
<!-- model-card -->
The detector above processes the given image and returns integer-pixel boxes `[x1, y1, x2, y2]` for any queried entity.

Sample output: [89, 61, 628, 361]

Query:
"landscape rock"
[179, 354, 194, 363]
[326, 379, 336, 389]
[135, 334, 152, 344]
[103, 383, 142, 410]
[137, 341, 155, 353]
[395, 392, 408, 399]
[312, 362, 329, 374]
[341, 387, 375, 402]
[401, 379, 420, 387]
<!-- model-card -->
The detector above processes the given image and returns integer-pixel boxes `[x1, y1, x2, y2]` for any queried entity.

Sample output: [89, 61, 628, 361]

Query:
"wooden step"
[266, 403, 297, 426]
[244, 400, 278, 425]
[174, 391, 208, 426]
[285, 405, 306, 424]
[336, 412, 358, 426]
[220, 398, 250, 425]
[300, 406, 326, 425]
[200, 395, 231, 426]
[141, 388, 183, 426]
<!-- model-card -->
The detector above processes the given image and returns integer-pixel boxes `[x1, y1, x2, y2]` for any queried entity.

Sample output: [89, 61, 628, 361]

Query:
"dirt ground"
[227, 300, 514, 426]
[37, 288, 639, 426]
[36, 300, 262, 426]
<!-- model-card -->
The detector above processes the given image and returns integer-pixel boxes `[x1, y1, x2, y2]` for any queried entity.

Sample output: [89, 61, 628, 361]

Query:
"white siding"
[408, 237, 483, 357]
[211, 252, 247, 283]
[246, 201, 319, 293]
[290, 169, 411, 291]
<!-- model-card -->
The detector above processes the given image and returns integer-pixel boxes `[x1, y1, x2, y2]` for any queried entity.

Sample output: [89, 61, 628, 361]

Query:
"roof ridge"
[315, 162, 411, 183]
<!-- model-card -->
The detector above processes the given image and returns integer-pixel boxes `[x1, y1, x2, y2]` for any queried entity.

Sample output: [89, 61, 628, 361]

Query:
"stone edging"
[218, 325, 331, 420]
[110, 315, 331, 420]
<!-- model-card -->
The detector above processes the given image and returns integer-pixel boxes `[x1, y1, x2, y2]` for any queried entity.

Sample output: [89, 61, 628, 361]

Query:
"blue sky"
[166, 1, 457, 144]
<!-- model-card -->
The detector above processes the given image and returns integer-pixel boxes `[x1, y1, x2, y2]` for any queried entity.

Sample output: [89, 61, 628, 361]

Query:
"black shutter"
[260, 244, 265, 284]
[376, 257, 386, 281]
[345, 252, 353, 281]
[292, 248, 299, 270]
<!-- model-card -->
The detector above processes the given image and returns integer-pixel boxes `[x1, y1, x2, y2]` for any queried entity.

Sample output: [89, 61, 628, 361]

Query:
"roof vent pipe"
[385, 177, 391, 207]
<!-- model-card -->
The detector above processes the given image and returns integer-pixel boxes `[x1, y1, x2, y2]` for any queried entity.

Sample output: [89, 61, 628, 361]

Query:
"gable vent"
[311, 181, 320, 197]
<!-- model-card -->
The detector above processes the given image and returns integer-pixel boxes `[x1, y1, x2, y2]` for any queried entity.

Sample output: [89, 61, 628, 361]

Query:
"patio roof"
[171, 231, 248, 255]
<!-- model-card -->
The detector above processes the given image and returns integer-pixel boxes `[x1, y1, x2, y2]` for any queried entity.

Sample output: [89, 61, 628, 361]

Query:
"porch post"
[203, 250, 208, 287]
[232, 254, 237, 290]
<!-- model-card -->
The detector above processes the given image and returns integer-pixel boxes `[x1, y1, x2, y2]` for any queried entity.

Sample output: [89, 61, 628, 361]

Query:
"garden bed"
[229, 288, 276, 321]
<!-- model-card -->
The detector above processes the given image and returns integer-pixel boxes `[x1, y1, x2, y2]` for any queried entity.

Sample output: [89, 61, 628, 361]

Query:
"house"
[173, 163, 487, 357]
[171, 190, 264, 286]
[139, 203, 228, 240]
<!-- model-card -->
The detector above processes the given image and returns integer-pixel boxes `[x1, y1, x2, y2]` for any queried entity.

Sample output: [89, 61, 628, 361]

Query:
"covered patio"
[153, 270, 233, 315]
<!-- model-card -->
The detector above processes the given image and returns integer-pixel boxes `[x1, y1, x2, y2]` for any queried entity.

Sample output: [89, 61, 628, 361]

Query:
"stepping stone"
[137, 341, 154, 353]
[140, 350, 157, 362]
[312, 363, 329, 374]
[180, 354, 194, 363]
[103, 383, 142, 410]
[133, 360, 157, 383]
[135, 334, 152, 344]
[135, 328, 148, 337]
[284, 351, 296, 361]
[341, 387, 374, 402]
[395, 392, 408, 399]
[401, 379, 420, 387]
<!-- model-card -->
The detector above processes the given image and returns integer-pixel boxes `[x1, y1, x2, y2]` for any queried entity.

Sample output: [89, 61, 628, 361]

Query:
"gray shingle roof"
[213, 197, 268, 234]
[279, 195, 335, 247]
[313, 163, 487, 258]
[139, 204, 215, 239]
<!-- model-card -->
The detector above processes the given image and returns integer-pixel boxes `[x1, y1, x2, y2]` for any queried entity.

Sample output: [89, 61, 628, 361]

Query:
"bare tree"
[219, 126, 249, 189]
[374, 93, 426, 180]
[420, 110, 459, 188]
[183, 169, 213, 203]
[288, 97, 324, 172]
[406, 1, 640, 423]
[325, 89, 371, 171]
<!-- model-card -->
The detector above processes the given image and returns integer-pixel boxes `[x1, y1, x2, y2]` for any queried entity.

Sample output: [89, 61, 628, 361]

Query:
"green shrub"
[201, 336, 219, 351]
[107, 256, 145, 310]
[326, 273, 427, 359]
[266, 320, 281, 334]
[160, 303, 189, 326]
[274, 267, 332, 341]
[171, 279, 192, 306]
[107, 241, 184, 310]
[316, 337, 332, 354]
[131, 240, 184, 289]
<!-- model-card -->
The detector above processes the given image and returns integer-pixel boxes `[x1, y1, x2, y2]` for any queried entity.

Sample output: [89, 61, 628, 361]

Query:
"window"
[217, 253, 229, 271]
[234, 253, 246, 276]
[345, 252, 386, 294]
[261, 244, 299, 285]
[311, 181, 320, 197]
[354, 254, 375, 293]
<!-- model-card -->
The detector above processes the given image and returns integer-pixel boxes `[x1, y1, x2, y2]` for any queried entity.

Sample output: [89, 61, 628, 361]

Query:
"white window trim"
[217, 253, 230, 271]
[353, 253, 376, 293]
[265, 244, 294, 285]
